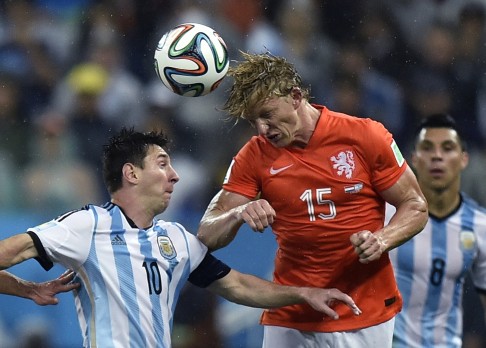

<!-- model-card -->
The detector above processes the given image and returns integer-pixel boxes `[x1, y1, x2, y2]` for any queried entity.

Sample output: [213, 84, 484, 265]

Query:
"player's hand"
[303, 287, 362, 320]
[350, 230, 387, 264]
[237, 199, 276, 232]
[30, 270, 80, 306]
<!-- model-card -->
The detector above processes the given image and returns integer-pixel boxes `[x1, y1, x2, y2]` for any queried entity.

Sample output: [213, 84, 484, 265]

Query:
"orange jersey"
[223, 106, 407, 332]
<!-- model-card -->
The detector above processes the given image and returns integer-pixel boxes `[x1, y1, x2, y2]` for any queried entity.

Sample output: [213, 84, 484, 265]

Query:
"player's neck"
[110, 195, 154, 229]
[425, 188, 461, 219]
[291, 103, 321, 148]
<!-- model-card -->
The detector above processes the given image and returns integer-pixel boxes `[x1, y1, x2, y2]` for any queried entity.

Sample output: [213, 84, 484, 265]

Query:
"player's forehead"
[145, 144, 170, 162]
[244, 95, 282, 120]
[418, 127, 460, 144]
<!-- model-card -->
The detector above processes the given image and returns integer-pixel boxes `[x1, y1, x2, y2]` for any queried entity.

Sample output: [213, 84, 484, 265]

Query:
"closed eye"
[157, 153, 170, 167]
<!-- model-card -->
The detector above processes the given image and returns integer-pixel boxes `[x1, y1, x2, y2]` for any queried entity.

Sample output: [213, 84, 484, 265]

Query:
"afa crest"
[459, 231, 476, 251]
[158, 236, 177, 259]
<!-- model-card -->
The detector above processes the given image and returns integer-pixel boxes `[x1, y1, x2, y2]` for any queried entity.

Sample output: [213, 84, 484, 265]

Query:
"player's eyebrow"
[441, 139, 458, 146]
[157, 153, 169, 161]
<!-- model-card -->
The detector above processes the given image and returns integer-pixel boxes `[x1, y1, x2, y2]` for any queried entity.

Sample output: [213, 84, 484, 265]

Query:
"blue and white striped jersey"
[386, 193, 486, 348]
[27, 202, 209, 348]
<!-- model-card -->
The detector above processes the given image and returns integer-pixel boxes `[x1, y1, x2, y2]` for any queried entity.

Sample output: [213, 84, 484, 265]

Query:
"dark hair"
[102, 127, 169, 193]
[414, 113, 467, 150]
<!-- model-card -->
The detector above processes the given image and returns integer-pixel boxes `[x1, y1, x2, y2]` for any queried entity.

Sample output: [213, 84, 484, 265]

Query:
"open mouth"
[267, 133, 280, 142]
[429, 168, 445, 177]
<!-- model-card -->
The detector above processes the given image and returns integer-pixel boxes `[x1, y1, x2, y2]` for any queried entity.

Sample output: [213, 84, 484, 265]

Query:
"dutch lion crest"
[331, 150, 355, 179]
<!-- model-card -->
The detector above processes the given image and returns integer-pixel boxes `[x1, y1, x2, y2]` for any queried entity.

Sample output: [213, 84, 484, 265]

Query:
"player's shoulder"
[54, 203, 97, 221]
[462, 193, 486, 216]
[71, 202, 120, 219]
[56, 202, 128, 226]
[47, 204, 102, 234]
[238, 134, 280, 161]
[248, 134, 275, 149]
[323, 109, 392, 153]
[154, 219, 203, 250]
[325, 107, 389, 135]
[154, 219, 192, 235]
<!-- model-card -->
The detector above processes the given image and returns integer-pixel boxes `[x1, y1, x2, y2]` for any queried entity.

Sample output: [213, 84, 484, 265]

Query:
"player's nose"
[431, 147, 444, 160]
[168, 166, 180, 184]
[255, 120, 269, 135]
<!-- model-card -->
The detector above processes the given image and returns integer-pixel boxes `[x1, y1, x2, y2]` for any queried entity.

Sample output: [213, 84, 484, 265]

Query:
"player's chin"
[157, 197, 171, 212]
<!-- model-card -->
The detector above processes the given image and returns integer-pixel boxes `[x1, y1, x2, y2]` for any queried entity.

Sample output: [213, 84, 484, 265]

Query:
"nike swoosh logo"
[269, 164, 294, 175]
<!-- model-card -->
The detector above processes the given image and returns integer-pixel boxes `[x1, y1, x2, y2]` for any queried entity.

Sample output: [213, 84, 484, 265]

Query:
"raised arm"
[0, 270, 79, 305]
[350, 166, 428, 263]
[197, 189, 276, 251]
[207, 269, 361, 320]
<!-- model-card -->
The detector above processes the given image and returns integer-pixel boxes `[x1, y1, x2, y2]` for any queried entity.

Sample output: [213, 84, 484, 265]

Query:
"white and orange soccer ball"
[154, 23, 229, 97]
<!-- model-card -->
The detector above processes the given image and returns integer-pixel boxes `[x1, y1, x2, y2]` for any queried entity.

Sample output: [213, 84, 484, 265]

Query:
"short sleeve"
[363, 119, 408, 192]
[177, 222, 210, 273]
[222, 136, 262, 199]
[471, 227, 486, 291]
[188, 253, 231, 288]
[27, 209, 95, 270]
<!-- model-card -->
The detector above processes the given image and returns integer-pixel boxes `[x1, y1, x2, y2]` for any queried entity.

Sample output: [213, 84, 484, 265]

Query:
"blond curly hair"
[223, 51, 310, 120]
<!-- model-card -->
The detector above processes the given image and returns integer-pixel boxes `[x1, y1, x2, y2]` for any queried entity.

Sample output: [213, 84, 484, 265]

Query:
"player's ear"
[122, 163, 139, 184]
[460, 151, 469, 170]
[410, 151, 418, 169]
[290, 87, 302, 108]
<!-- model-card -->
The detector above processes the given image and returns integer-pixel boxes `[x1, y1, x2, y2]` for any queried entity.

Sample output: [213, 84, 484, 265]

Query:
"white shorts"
[262, 317, 395, 348]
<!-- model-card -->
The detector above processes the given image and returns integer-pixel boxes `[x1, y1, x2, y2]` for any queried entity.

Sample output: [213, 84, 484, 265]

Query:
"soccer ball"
[154, 23, 229, 97]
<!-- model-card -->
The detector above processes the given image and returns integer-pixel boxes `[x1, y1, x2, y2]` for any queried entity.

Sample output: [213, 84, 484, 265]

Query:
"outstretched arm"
[207, 270, 361, 320]
[197, 189, 276, 251]
[0, 232, 79, 305]
[0, 233, 39, 269]
[0, 270, 79, 305]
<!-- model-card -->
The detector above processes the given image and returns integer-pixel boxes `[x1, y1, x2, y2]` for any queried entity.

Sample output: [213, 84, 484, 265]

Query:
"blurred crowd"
[1, 0, 486, 214]
[1, 0, 486, 347]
